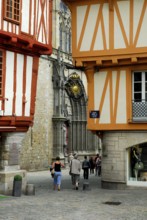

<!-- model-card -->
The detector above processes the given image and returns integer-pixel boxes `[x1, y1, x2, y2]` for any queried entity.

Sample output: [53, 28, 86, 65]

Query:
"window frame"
[4, 0, 21, 24]
[132, 71, 147, 102]
[59, 1, 72, 54]
[132, 70, 147, 121]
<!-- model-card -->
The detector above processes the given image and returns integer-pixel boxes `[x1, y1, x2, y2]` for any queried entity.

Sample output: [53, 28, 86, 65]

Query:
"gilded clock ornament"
[70, 83, 81, 95]
[65, 72, 84, 101]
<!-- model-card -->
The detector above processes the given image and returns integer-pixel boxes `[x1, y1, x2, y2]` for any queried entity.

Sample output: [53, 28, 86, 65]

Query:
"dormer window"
[5, 0, 20, 23]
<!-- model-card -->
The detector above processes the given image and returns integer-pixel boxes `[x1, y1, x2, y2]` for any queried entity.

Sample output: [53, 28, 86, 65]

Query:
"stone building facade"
[102, 131, 147, 189]
[20, 0, 100, 171]
[20, 57, 54, 170]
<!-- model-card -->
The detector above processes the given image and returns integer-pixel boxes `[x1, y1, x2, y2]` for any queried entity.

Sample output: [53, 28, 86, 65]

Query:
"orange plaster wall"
[86, 64, 147, 132]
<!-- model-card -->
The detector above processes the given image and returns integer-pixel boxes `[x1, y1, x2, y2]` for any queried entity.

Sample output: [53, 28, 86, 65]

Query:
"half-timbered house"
[0, 0, 52, 194]
[63, 0, 147, 188]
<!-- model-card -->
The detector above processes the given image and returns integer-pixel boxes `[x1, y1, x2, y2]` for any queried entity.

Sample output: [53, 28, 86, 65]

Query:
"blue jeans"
[54, 171, 62, 185]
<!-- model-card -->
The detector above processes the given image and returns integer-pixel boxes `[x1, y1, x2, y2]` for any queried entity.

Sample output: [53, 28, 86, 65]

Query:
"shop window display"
[129, 144, 147, 182]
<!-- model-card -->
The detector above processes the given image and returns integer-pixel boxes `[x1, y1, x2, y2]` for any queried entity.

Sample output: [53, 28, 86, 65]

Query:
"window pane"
[7, 0, 12, 7]
[145, 72, 147, 81]
[134, 83, 142, 92]
[5, 0, 20, 21]
[134, 93, 142, 101]
[146, 83, 147, 92]
[7, 12, 12, 18]
[134, 72, 142, 81]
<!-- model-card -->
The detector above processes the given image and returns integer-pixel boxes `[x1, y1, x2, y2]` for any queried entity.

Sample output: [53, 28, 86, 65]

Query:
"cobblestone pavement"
[1, 169, 147, 220]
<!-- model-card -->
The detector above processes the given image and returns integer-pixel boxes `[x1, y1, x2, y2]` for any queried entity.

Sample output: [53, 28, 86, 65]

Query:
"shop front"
[127, 143, 147, 187]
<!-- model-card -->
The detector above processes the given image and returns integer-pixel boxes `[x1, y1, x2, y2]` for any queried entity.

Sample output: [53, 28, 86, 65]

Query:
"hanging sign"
[89, 111, 100, 118]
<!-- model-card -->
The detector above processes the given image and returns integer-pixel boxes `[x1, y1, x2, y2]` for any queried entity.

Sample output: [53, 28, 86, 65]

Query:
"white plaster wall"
[4, 51, 14, 116]
[80, 4, 100, 51]
[21, 0, 30, 34]
[25, 56, 33, 117]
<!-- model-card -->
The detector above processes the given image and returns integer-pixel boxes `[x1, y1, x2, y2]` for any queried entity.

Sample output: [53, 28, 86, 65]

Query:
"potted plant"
[12, 174, 22, 197]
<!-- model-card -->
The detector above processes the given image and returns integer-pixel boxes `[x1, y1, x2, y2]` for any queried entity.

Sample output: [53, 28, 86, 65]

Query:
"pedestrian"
[50, 165, 54, 178]
[69, 152, 74, 163]
[70, 153, 81, 190]
[96, 156, 102, 176]
[89, 156, 95, 174]
[82, 156, 90, 179]
[52, 156, 65, 191]
[95, 154, 99, 176]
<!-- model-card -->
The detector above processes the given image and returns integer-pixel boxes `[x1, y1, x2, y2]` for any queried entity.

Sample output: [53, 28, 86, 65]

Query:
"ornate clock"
[65, 72, 84, 101]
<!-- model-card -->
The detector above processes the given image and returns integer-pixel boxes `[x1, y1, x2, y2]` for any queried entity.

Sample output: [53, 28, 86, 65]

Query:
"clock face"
[65, 73, 83, 101]
[70, 83, 81, 95]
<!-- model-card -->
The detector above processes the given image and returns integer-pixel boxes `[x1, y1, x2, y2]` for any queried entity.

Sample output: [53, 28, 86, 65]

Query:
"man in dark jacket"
[82, 156, 90, 179]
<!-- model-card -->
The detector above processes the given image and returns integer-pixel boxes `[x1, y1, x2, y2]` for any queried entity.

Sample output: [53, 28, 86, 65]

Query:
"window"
[132, 71, 147, 120]
[0, 51, 3, 96]
[5, 0, 20, 22]
[59, 2, 71, 53]
[128, 144, 147, 186]
[60, 2, 67, 13]
[60, 26, 71, 54]
[133, 71, 147, 102]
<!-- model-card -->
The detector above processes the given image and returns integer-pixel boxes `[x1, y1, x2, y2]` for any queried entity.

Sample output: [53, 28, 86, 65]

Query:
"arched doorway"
[52, 64, 99, 162]
[65, 72, 99, 155]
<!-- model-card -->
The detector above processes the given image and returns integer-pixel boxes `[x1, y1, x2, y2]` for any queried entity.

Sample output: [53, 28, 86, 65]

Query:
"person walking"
[89, 156, 95, 174]
[95, 154, 100, 176]
[82, 156, 90, 179]
[70, 154, 81, 190]
[52, 156, 65, 191]
[96, 156, 102, 176]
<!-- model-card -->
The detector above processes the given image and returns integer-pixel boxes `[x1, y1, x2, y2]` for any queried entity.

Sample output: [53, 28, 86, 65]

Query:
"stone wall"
[102, 131, 147, 189]
[0, 132, 27, 195]
[0, 170, 27, 195]
[20, 57, 54, 171]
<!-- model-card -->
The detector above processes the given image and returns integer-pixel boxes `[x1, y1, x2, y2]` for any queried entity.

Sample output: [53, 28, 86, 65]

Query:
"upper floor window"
[60, 27, 71, 53]
[5, 0, 20, 22]
[132, 71, 147, 121]
[60, 2, 67, 13]
[0, 51, 3, 96]
[59, 2, 71, 54]
[133, 71, 147, 102]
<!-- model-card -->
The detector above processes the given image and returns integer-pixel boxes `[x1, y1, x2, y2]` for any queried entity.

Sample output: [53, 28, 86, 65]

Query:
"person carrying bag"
[52, 156, 65, 191]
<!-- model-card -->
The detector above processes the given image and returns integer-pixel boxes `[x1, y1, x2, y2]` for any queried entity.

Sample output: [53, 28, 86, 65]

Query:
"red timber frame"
[0, 0, 53, 132]
[0, 0, 52, 56]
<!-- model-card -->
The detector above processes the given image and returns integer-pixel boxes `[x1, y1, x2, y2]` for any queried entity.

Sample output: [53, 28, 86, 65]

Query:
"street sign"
[89, 111, 100, 118]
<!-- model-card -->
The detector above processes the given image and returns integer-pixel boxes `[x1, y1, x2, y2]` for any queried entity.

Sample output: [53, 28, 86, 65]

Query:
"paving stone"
[0, 169, 147, 220]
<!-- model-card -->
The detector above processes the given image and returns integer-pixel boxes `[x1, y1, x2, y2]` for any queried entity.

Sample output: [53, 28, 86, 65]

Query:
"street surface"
[1, 169, 147, 220]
